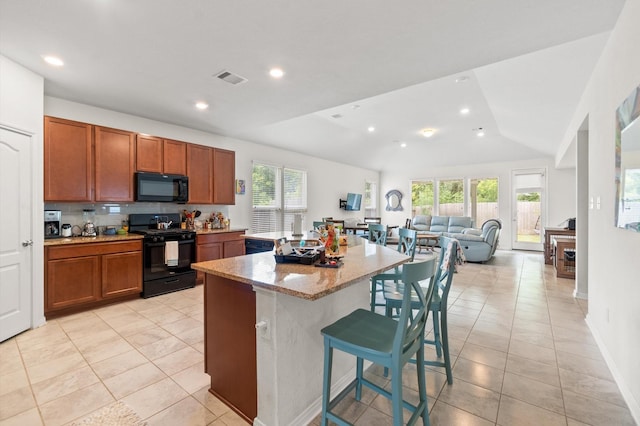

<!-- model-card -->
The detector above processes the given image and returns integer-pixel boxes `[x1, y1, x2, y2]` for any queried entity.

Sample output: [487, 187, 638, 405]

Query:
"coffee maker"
[44, 210, 61, 239]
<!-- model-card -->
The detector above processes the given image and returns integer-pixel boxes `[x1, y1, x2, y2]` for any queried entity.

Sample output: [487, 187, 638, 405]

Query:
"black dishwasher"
[245, 238, 275, 254]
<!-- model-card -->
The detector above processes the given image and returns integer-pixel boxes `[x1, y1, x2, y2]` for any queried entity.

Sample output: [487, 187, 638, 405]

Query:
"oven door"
[143, 239, 195, 281]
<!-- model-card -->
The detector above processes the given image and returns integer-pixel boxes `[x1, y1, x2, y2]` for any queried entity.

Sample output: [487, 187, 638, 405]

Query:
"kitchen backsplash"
[45, 202, 230, 230]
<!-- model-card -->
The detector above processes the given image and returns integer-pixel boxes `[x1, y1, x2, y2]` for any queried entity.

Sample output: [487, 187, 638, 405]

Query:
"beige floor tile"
[120, 377, 188, 420]
[76, 334, 135, 364]
[19, 340, 79, 369]
[563, 389, 636, 426]
[505, 353, 560, 387]
[0, 341, 23, 376]
[508, 339, 557, 365]
[429, 401, 494, 426]
[90, 349, 148, 380]
[161, 317, 202, 335]
[353, 406, 393, 425]
[465, 328, 510, 352]
[103, 362, 166, 399]
[501, 371, 564, 415]
[559, 368, 627, 408]
[171, 362, 210, 394]
[212, 409, 253, 426]
[138, 335, 188, 361]
[32, 365, 99, 405]
[0, 385, 36, 421]
[437, 377, 500, 421]
[496, 395, 566, 426]
[125, 326, 172, 348]
[146, 396, 216, 426]
[0, 407, 43, 426]
[556, 350, 615, 382]
[39, 382, 113, 426]
[191, 386, 231, 417]
[452, 357, 505, 392]
[0, 368, 29, 397]
[26, 351, 87, 384]
[554, 339, 604, 361]
[458, 342, 507, 370]
[153, 346, 203, 376]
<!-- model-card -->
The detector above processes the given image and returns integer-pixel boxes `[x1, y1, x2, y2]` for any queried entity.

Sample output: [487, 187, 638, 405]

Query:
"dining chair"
[367, 223, 387, 246]
[364, 216, 382, 225]
[370, 228, 418, 312]
[320, 259, 434, 426]
[383, 236, 458, 384]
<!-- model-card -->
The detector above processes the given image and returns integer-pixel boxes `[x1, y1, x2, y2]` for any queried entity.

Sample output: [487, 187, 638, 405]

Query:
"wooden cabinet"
[95, 126, 135, 201]
[213, 148, 235, 205]
[136, 134, 163, 172]
[44, 116, 93, 201]
[187, 144, 214, 204]
[196, 231, 245, 284]
[136, 135, 187, 175]
[163, 139, 187, 175]
[45, 240, 142, 316]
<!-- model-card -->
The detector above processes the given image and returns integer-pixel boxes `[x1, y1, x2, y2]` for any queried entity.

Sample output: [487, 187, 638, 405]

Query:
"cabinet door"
[136, 134, 163, 172]
[213, 148, 235, 205]
[187, 144, 213, 204]
[163, 139, 187, 175]
[102, 251, 143, 298]
[95, 126, 135, 201]
[223, 239, 245, 258]
[196, 242, 223, 284]
[47, 256, 100, 311]
[44, 116, 93, 201]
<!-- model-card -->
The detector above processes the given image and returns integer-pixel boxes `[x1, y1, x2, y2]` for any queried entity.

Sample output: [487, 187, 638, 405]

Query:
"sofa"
[447, 219, 502, 262]
[410, 215, 473, 236]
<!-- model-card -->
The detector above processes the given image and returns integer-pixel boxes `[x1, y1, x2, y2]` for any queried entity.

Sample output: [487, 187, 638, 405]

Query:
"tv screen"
[345, 193, 362, 211]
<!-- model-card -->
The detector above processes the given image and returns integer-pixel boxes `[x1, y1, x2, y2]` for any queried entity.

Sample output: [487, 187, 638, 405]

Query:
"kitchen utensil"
[61, 223, 72, 237]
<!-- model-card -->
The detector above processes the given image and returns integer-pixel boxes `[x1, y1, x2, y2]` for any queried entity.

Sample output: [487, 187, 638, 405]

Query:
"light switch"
[589, 197, 594, 209]
[596, 196, 601, 210]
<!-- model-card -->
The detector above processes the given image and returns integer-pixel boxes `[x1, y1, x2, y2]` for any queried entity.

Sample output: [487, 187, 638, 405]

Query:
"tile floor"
[0, 250, 636, 425]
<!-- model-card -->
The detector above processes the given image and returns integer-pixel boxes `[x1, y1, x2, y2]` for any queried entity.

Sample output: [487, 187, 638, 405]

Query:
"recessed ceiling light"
[460, 107, 470, 115]
[269, 68, 285, 78]
[43, 55, 64, 67]
[368, 126, 375, 132]
[400, 142, 407, 148]
[195, 102, 209, 110]
[455, 76, 469, 83]
[421, 128, 435, 138]
[473, 127, 485, 137]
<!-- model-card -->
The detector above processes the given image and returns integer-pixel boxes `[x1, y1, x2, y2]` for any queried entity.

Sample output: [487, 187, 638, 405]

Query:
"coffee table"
[416, 232, 439, 252]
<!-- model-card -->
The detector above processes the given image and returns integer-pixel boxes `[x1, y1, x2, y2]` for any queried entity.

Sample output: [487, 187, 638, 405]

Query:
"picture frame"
[236, 179, 245, 195]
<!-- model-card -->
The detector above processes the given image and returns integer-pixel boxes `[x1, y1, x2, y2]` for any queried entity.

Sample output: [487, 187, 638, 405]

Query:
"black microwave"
[135, 172, 189, 203]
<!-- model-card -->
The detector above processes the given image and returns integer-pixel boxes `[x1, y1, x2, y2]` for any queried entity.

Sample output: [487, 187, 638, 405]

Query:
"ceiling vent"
[331, 113, 343, 119]
[214, 70, 247, 85]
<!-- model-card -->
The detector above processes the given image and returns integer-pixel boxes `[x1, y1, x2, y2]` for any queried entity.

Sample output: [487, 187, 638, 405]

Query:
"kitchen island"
[191, 234, 409, 425]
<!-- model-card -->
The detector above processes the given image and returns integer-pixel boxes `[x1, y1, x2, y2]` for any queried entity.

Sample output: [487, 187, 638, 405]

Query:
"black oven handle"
[145, 240, 194, 248]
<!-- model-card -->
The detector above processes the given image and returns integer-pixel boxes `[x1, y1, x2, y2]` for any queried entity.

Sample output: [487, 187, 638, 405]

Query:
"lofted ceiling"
[0, 0, 626, 172]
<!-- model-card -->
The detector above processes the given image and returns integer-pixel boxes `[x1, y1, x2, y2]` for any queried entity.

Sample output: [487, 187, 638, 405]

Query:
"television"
[345, 193, 362, 211]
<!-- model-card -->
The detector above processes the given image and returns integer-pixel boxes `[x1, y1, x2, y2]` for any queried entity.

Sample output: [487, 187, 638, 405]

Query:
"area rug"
[70, 401, 147, 426]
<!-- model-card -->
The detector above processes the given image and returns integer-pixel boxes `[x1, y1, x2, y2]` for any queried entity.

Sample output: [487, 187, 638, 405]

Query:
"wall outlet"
[255, 319, 270, 340]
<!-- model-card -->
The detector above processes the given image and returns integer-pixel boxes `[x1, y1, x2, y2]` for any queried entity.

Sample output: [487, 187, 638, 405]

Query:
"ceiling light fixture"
[43, 55, 64, 67]
[473, 127, 485, 137]
[195, 102, 209, 110]
[368, 126, 375, 132]
[400, 142, 407, 148]
[421, 128, 435, 138]
[460, 107, 470, 115]
[269, 68, 285, 78]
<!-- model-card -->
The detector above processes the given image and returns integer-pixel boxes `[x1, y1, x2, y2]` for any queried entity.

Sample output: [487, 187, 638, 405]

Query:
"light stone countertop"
[191, 236, 410, 300]
[196, 227, 247, 235]
[44, 234, 144, 246]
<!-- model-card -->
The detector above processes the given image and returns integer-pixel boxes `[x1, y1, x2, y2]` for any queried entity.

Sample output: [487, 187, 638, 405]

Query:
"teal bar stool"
[367, 223, 388, 245]
[320, 259, 435, 426]
[370, 228, 418, 312]
[383, 236, 458, 384]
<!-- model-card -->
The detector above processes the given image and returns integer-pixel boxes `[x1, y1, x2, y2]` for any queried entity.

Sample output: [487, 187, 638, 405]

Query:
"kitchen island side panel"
[205, 274, 257, 423]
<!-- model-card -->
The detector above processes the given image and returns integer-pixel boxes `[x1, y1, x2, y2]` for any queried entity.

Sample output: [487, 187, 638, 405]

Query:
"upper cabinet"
[136, 135, 187, 175]
[44, 116, 235, 204]
[187, 144, 214, 204]
[213, 148, 235, 205]
[94, 126, 135, 202]
[44, 117, 93, 201]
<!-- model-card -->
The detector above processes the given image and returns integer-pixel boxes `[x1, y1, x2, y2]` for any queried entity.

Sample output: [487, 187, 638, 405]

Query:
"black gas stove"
[129, 213, 196, 298]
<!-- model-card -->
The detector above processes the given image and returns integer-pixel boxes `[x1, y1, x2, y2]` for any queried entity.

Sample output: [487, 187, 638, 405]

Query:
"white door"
[0, 127, 32, 342]
[512, 169, 545, 251]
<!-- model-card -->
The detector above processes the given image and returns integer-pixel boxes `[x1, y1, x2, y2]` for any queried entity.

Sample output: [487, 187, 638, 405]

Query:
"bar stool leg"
[416, 346, 431, 426]
[432, 309, 442, 358]
[441, 310, 453, 385]
[321, 340, 333, 426]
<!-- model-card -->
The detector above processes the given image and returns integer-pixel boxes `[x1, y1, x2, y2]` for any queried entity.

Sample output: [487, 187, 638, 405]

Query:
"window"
[364, 181, 377, 216]
[252, 162, 307, 233]
[438, 179, 464, 216]
[470, 177, 498, 227]
[411, 180, 434, 216]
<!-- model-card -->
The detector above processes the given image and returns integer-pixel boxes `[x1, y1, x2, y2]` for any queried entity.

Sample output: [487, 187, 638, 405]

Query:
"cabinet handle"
[22, 240, 33, 247]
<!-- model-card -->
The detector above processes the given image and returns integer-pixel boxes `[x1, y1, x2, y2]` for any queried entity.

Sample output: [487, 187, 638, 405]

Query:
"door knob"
[22, 240, 33, 247]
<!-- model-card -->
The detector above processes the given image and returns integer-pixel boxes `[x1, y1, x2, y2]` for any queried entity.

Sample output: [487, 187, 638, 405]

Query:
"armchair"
[449, 219, 501, 262]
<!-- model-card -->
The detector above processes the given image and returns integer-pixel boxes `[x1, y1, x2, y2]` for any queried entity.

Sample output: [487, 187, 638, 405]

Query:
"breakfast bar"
[191, 235, 409, 425]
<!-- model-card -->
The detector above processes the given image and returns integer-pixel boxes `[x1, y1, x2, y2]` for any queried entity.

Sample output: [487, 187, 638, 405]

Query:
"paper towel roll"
[293, 214, 303, 236]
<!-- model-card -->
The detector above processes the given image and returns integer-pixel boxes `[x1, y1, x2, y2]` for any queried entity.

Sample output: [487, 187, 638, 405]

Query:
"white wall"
[0, 55, 45, 327]
[44, 97, 380, 232]
[380, 157, 577, 250]
[558, 0, 640, 420]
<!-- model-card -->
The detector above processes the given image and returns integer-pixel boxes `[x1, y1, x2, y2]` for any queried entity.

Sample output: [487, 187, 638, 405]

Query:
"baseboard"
[585, 313, 640, 424]
[572, 289, 588, 299]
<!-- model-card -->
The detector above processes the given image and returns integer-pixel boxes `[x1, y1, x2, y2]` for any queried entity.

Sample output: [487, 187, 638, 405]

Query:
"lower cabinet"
[196, 231, 246, 285]
[45, 240, 142, 316]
